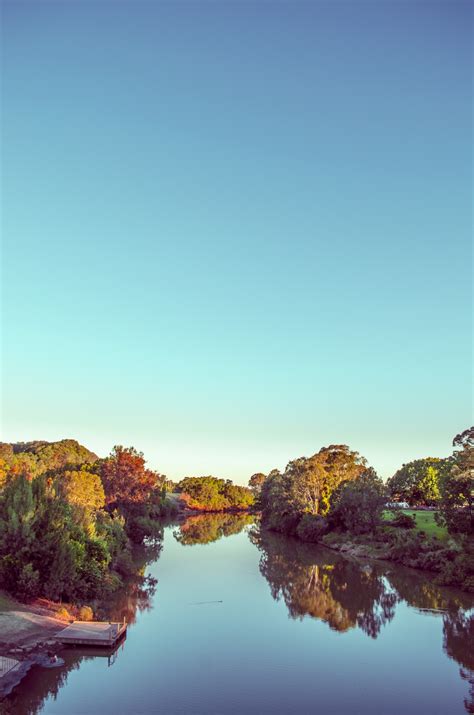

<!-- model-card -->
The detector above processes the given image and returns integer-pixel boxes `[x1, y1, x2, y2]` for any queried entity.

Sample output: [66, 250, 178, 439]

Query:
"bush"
[391, 512, 416, 529]
[57, 606, 72, 621]
[17, 563, 40, 600]
[296, 514, 329, 542]
[78, 605, 94, 621]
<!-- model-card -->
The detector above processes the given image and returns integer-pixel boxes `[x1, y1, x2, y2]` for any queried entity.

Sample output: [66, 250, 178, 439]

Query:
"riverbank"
[312, 530, 474, 594]
[0, 593, 66, 699]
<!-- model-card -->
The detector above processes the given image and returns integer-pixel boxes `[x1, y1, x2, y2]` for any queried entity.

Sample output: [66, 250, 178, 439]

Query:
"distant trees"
[387, 458, 450, 506]
[0, 439, 98, 480]
[177, 477, 254, 511]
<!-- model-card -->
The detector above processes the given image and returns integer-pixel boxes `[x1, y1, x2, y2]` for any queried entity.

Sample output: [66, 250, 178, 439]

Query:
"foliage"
[387, 458, 450, 506]
[295, 514, 329, 542]
[382, 509, 447, 539]
[56, 606, 72, 620]
[437, 427, 474, 537]
[78, 605, 94, 621]
[0, 441, 168, 603]
[390, 512, 416, 529]
[177, 476, 254, 511]
[433, 429, 473, 536]
[0, 475, 135, 601]
[0, 439, 98, 480]
[248, 472, 266, 495]
[328, 467, 386, 534]
[259, 445, 368, 535]
[99, 445, 161, 509]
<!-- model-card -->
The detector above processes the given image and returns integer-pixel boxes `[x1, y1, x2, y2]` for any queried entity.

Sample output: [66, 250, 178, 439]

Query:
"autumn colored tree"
[99, 446, 160, 509]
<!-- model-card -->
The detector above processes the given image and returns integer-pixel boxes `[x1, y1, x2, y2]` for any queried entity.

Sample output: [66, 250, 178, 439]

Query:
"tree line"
[0, 441, 255, 604]
[0, 441, 174, 603]
[247, 428, 473, 592]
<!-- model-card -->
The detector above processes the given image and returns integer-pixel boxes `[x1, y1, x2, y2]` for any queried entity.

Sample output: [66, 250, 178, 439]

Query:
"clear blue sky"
[1, 1, 472, 483]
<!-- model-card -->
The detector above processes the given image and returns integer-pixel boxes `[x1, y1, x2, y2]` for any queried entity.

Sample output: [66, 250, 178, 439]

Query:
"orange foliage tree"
[100, 446, 161, 509]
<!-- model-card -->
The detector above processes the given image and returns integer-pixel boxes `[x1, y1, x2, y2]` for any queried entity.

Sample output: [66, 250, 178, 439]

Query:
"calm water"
[5, 514, 474, 715]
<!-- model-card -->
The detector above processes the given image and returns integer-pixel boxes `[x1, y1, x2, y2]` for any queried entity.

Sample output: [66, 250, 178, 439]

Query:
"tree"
[177, 476, 254, 511]
[100, 446, 160, 509]
[387, 458, 450, 506]
[260, 445, 368, 534]
[329, 467, 387, 534]
[438, 428, 474, 536]
[248, 473, 266, 495]
[58, 469, 106, 512]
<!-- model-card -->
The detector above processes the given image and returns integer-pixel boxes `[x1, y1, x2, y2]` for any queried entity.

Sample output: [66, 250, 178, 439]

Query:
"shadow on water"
[2, 515, 473, 714]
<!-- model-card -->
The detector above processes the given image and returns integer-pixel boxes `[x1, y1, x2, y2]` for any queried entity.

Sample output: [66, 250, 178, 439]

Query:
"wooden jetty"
[55, 620, 127, 647]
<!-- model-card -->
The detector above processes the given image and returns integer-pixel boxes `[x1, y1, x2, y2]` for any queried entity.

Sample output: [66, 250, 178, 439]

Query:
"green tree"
[260, 445, 367, 534]
[329, 467, 387, 534]
[387, 458, 450, 506]
[438, 427, 474, 536]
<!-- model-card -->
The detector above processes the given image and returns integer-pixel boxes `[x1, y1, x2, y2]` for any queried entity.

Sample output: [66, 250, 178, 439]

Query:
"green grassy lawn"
[383, 509, 448, 540]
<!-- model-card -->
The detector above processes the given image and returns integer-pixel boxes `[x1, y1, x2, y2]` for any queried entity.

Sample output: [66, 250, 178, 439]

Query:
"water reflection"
[102, 541, 161, 624]
[443, 610, 474, 713]
[173, 512, 254, 545]
[251, 525, 474, 712]
[0, 650, 104, 715]
[3, 515, 473, 715]
[250, 527, 398, 637]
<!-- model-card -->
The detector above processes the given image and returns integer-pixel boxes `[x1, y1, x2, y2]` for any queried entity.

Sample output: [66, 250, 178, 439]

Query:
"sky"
[1, 0, 472, 483]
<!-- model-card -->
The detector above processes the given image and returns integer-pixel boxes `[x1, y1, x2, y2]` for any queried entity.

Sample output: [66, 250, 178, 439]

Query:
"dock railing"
[0, 656, 18, 678]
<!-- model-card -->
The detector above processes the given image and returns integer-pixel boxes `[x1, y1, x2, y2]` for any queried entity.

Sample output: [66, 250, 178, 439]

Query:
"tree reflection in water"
[3, 518, 473, 714]
[173, 512, 254, 546]
[251, 525, 474, 712]
[102, 539, 161, 625]
[250, 527, 398, 638]
[443, 609, 474, 713]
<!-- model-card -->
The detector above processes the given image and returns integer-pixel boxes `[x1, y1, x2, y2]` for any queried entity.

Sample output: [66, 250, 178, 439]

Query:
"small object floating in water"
[41, 655, 65, 669]
[189, 600, 223, 606]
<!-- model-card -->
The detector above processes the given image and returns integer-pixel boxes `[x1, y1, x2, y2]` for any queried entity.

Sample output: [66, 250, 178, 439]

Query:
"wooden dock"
[55, 621, 127, 647]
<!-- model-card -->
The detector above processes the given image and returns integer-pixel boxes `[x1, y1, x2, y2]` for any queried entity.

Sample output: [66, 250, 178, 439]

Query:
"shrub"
[78, 605, 94, 621]
[17, 563, 40, 600]
[296, 514, 329, 542]
[391, 512, 416, 529]
[57, 606, 72, 621]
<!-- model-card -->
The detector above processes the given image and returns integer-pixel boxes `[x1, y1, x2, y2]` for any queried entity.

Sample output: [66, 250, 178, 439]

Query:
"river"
[4, 514, 474, 714]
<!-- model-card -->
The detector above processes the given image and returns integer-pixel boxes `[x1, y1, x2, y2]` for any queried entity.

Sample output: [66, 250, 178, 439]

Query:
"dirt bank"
[0, 593, 66, 699]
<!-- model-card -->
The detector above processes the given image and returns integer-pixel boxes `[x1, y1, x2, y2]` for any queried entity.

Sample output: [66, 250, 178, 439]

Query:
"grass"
[383, 509, 448, 540]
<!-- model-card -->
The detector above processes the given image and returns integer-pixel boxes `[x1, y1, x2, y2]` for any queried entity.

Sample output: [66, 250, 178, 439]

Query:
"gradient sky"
[1, 1, 472, 483]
